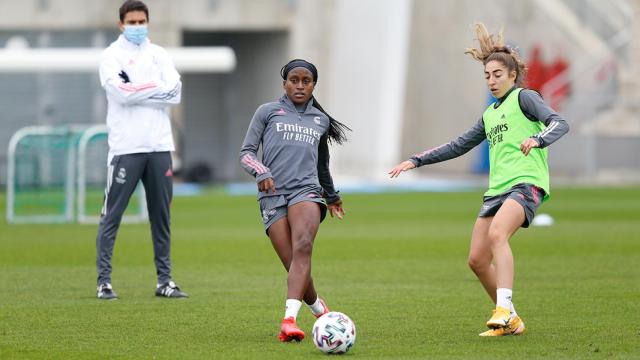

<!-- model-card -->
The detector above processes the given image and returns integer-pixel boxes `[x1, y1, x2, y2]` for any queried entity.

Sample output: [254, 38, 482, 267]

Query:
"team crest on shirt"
[313, 116, 322, 125]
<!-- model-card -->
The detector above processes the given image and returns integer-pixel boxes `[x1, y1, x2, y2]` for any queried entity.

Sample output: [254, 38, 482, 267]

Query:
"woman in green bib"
[389, 23, 569, 336]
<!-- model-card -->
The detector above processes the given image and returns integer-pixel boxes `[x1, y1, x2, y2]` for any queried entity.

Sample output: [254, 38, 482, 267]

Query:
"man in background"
[95, 0, 187, 300]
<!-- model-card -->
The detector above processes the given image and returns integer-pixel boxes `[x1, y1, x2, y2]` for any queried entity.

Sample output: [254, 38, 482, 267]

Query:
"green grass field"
[0, 187, 638, 359]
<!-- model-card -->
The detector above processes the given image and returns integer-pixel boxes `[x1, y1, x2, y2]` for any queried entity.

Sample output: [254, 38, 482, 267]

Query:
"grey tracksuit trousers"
[96, 152, 173, 285]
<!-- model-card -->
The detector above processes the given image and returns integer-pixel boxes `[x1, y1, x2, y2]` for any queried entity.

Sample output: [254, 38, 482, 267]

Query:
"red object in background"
[526, 45, 547, 92]
[547, 56, 570, 111]
[526, 44, 571, 111]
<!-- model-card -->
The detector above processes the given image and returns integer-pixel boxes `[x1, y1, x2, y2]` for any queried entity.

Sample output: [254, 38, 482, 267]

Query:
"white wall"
[322, 0, 413, 180]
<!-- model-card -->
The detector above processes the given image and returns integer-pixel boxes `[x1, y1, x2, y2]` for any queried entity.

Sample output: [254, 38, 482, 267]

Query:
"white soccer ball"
[312, 311, 356, 354]
[532, 213, 554, 227]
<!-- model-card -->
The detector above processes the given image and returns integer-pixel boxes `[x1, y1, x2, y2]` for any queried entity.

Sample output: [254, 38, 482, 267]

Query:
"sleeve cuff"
[409, 158, 420, 167]
[531, 135, 546, 148]
[324, 191, 341, 204]
[256, 172, 273, 183]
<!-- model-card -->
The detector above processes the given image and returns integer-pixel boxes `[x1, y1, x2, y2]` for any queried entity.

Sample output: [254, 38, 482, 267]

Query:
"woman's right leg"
[268, 204, 322, 342]
[267, 217, 318, 305]
[268, 216, 306, 342]
[468, 216, 497, 303]
[470, 215, 526, 336]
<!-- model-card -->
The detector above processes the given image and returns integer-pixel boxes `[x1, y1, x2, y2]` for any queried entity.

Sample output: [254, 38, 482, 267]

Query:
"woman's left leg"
[267, 216, 321, 306]
[468, 216, 497, 303]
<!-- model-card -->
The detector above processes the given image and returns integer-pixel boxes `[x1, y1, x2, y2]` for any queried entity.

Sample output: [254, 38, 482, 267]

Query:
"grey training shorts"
[478, 183, 545, 228]
[258, 188, 328, 232]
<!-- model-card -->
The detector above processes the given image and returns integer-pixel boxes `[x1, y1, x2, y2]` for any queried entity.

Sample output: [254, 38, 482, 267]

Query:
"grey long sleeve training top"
[410, 88, 570, 167]
[240, 95, 340, 203]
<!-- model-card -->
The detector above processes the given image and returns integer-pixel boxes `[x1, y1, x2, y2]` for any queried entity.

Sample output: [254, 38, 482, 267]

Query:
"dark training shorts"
[478, 183, 545, 228]
[258, 187, 328, 232]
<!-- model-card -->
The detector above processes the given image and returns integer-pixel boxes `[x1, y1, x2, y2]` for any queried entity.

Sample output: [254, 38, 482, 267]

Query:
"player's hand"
[520, 137, 540, 156]
[328, 199, 345, 220]
[258, 177, 276, 193]
[388, 160, 416, 178]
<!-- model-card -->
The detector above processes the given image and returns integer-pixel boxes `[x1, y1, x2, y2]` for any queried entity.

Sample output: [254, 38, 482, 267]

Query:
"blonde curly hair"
[465, 23, 527, 87]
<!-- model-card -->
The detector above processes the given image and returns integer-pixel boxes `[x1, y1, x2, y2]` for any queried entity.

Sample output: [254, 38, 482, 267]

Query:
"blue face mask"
[123, 25, 148, 45]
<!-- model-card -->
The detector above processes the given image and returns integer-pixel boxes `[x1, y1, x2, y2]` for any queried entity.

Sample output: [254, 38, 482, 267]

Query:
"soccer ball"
[531, 213, 554, 227]
[312, 311, 356, 354]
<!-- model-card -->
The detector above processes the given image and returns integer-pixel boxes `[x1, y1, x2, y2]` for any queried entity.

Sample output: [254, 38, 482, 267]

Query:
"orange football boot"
[278, 317, 305, 342]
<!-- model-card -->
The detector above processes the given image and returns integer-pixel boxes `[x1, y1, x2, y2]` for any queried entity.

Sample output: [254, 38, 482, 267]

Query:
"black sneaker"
[155, 281, 188, 298]
[97, 283, 118, 300]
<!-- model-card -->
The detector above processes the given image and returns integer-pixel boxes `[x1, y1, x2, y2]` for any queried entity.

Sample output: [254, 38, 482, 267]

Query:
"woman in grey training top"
[239, 59, 349, 342]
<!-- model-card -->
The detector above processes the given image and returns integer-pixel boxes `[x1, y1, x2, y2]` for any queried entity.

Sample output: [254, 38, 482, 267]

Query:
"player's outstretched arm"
[388, 160, 416, 178]
[393, 118, 486, 177]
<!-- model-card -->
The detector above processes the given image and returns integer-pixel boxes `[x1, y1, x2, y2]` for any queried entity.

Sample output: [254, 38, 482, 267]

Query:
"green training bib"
[482, 88, 550, 200]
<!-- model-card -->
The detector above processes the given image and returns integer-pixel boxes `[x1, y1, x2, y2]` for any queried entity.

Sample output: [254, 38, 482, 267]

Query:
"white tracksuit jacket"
[99, 34, 181, 162]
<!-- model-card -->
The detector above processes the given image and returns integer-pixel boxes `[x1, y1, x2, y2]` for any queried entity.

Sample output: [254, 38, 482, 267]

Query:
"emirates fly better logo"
[275, 122, 322, 145]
